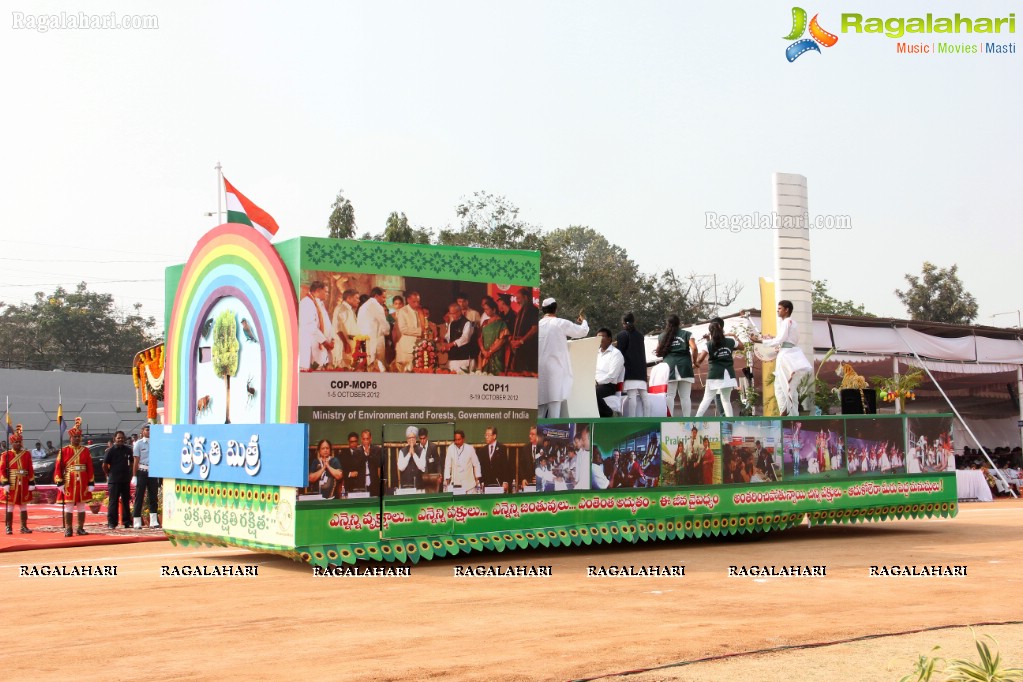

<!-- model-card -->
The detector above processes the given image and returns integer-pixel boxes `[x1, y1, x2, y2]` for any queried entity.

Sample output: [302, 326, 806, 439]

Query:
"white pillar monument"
[772, 172, 814, 364]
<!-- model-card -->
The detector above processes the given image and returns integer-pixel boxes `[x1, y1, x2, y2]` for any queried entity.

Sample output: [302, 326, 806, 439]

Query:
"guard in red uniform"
[54, 418, 95, 537]
[1, 425, 36, 534]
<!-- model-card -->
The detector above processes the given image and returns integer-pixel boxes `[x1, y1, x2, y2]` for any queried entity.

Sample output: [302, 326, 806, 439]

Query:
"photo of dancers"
[590, 422, 661, 489]
[721, 420, 781, 484]
[660, 421, 721, 487]
[907, 416, 955, 473]
[845, 418, 907, 477]
[782, 419, 846, 479]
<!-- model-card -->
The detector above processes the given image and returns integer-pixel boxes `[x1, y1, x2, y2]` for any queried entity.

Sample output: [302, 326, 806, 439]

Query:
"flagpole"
[215, 161, 224, 224]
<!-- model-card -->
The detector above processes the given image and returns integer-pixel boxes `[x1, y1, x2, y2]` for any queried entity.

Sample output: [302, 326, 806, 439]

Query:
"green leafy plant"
[899, 645, 944, 682]
[945, 631, 1023, 681]
[797, 347, 838, 414]
[899, 630, 1023, 682]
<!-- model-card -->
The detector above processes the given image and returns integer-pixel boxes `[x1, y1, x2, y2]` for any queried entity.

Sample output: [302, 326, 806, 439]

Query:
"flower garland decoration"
[132, 344, 165, 421]
[411, 338, 438, 373]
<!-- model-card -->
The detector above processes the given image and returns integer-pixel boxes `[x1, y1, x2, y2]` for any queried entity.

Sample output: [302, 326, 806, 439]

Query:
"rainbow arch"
[166, 224, 298, 424]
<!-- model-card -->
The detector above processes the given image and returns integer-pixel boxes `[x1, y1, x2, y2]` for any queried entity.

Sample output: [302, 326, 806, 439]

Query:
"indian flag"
[224, 176, 280, 239]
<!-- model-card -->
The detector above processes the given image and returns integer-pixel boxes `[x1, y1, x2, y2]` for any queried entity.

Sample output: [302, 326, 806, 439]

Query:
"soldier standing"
[1, 425, 36, 534]
[54, 418, 96, 537]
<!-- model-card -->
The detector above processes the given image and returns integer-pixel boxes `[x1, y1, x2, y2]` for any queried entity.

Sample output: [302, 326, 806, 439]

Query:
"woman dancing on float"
[695, 319, 744, 417]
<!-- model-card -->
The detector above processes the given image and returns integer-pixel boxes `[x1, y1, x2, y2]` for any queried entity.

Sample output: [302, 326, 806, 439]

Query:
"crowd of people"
[300, 281, 540, 375]
[0, 419, 159, 536]
[959, 445, 1022, 496]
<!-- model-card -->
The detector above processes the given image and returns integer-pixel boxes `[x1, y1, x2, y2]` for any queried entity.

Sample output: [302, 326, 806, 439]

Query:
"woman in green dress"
[478, 297, 509, 375]
[695, 319, 744, 417]
[655, 314, 698, 417]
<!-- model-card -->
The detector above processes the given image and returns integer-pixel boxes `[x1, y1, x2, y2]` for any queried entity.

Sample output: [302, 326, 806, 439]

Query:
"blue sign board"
[150, 423, 309, 487]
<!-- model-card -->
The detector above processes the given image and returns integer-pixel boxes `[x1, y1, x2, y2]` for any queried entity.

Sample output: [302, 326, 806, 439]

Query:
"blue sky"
[2, 0, 1020, 330]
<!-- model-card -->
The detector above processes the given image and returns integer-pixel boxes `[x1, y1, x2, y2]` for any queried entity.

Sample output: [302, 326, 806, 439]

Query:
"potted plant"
[872, 369, 924, 414]
[88, 490, 107, 515]
[797, 348, 838, 415]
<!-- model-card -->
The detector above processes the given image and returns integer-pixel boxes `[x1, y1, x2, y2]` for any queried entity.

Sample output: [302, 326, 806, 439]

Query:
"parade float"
[150, 222, 957, 567]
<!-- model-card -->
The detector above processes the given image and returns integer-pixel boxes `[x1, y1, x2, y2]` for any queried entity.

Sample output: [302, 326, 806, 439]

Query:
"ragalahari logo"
[784, 7, 839, 61]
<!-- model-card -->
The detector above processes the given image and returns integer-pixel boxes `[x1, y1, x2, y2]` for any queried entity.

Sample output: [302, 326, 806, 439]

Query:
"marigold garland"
[133, 343, 165, 421]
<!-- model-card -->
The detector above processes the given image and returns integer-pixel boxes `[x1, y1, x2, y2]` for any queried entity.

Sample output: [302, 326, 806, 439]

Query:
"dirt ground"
[3, 500, 1021, 681]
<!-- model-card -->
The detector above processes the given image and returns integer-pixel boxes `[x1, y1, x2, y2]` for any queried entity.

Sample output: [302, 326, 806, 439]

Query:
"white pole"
[894, 326, 1017, 498]
[892, 355, 901, 413]
[215, 161, 224, 224]
[1017, 365, 1022, 452]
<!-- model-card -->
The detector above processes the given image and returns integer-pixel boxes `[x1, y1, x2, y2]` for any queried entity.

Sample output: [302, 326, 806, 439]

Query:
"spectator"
[102, 431, 134, 529]
[31, 441, 47, 460]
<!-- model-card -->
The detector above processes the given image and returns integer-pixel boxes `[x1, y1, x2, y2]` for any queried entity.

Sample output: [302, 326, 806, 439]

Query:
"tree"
[211, 310, 239, 424]
[327, 189, 356, 239]
[895, 262, 978, 324]
[437, 191, 544, 251]
[0, 282, 158, 373]
[375, 212, 433, 244]
[811, 279, 874, 317]
[539, 226, 646, 334]
[638, 270, 742, 333]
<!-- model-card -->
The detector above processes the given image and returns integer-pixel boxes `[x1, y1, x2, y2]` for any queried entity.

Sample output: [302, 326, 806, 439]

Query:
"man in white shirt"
[357, 287, 390, 368]
[594, 327, 624, 418]
[131, 424, 160, 529]
[31, 441, 47, 460]
[535, 454, 556, 492]
[443, 430, 481, 493]
[299, 281, 333, 370]
[331, 288, 361, 367]
[537, 297, 589, 419]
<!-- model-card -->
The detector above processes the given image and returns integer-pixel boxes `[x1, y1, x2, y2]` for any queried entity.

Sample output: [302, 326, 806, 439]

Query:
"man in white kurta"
[763, 300, 814, 416]
[298, 281, 332, 370]
[537, 297, 589, 419]
[394, 291, 424, 367]
[331, 288, 361, 367]
[357, 287, 389, 368]
[443, 430, 481, 493]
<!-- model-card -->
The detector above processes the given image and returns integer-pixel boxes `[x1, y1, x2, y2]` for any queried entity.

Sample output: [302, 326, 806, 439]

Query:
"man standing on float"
[762, 300, 814, 416]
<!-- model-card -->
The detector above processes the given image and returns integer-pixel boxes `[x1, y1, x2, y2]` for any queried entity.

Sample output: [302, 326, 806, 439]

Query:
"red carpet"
[0, 503, 167, 553]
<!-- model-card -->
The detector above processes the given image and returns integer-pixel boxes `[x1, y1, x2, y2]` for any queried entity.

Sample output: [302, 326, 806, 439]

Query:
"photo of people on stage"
[379, 420, 534, 495]
[907, 416, 955, 473]
[298, 270, 539, 376]
[722, 420, 782, 484]
[781, 419, 846, 480]
[660, 421, 721, 487]
[589, 422, 660, 489]
[531, 423, 592, 492]
[845, 419, 907, 477]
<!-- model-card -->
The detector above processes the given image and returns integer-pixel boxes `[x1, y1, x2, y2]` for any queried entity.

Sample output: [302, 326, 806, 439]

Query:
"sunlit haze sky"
[2, 0, 1020, 333]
